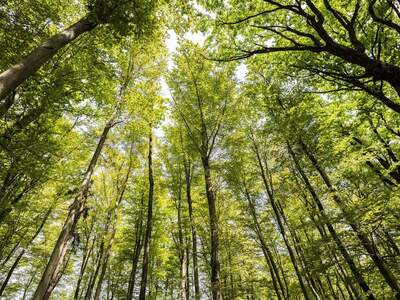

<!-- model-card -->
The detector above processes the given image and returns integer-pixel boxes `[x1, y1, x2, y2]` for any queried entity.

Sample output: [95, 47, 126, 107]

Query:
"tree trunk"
[177, 191, 185, 300]
[74, 234, 96, 300]
[85, 232, 105, 300]
[126, 195, 144, 300]
[184, 159, 200, 300]
[243, 187, 285, 300]
[22, 271, 36, 299]
[0, 18, 96, 107]
[0, 241, 20, 270]
[287, 142, 375, 299]
[94, 151, 133, 300]
[0, 249, 24, 297]
[299, 139, 400, 298]
[251, 136, 310, 300]
[94, 227, 115, 300]
[0, 206, 51, 297]
[201, 155, 221, 300]
[185, 237, 190, 300]
[139, 130, 154, 300]
[33, 120, 113, 300]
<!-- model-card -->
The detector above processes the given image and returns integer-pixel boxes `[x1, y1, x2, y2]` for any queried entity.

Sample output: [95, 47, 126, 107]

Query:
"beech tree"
[0, 1, 399, 299]
[0, 0, 157, 111]
[201, 0, 400, 112]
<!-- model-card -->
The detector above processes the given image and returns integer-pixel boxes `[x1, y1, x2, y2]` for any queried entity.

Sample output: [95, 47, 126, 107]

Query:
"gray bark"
[0, 18, 95, 110]
[139, 131, 154, 300]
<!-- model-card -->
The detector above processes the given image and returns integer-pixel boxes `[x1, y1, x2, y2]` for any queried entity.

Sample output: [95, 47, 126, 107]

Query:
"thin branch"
[369, 0, 400, 34]
[218, 8, 284, 25]
[208, 94, 228, 157]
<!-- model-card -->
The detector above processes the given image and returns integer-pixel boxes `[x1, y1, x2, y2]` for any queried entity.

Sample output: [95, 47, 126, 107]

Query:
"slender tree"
[139, 129, 155, 299]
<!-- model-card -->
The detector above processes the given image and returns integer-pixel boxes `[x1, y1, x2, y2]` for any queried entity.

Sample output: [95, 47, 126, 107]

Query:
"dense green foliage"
[0, 0, 399, 299]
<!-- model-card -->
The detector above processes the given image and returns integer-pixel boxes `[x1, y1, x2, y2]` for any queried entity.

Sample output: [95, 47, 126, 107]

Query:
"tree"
[1, 1, 400, 299]
[0, 0, 157, 108]
[201, 0, 400, 112]
[168, 43, 237, 299]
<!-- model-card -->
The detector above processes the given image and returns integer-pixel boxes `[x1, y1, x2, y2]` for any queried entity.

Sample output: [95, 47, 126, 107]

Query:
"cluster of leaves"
[0, 0, 399, 299]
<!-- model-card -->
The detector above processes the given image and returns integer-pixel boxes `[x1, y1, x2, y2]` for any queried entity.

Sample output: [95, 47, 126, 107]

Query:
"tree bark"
[287, 142, 376, 299]
[0, 18, 96, 108]
[251, 136, 310, 300]
[33, 120, 113, 300]
[299, 139, 400, 298]
[243, 187, 285, 300]
[126, 195, 144, 300]
[201, 155, 221, 300]
[139, 130, 154, 300]
[183, 158, 200, 300]
[0, 206, 51, 297]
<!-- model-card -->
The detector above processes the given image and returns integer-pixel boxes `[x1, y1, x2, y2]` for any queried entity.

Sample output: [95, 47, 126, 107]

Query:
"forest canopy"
[0, 0, 399, 299]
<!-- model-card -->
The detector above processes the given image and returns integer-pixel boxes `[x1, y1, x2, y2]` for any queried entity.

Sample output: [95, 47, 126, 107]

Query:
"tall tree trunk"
[0, 206, 52, 297]
[0, 249, 24, 297]
[185, 237, 190, 300]
[93, 226, 115, 300]
[227, 244, 235, 300]
[74, 233, 96, 300]
[33, 120, 113, 300]
[94, 149, 133, 300]
[126, 195, 144, 300]
[0, 241, 20, 270]
[139, 130, 154, 300]
[176, 191, 185, 300]
[22, 271, 36, 300]
[299, 139, 400, 298]
[333, 254, 361, 300]
[201, 155, 221, 300]
[243, 187, 285, 300]
[85, 236, 105, 300]
[287, 141, 376, 299]
[273, 244, 290, 298]
[0, 18, 96, 107]
[183, 159, 200, 300]
[251, 136, 310, 300]
[287, 223, 321, 300]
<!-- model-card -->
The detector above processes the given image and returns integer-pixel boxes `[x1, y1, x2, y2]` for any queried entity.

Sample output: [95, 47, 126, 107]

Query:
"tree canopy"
[0, 0, 399, 299]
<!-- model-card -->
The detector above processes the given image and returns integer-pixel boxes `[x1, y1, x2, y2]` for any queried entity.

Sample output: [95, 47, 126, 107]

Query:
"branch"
[252, 24, 321, 46]
[297, 63, 400, 113]
[323, 0, 365, 52]
[218, 8, 284, 25]
[171, 94, 202, 154]
[208, 93, 228, 157]
[369, 0, 400, 34]
[212, 44, 325, 62]
[262, 0, 303, 15]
